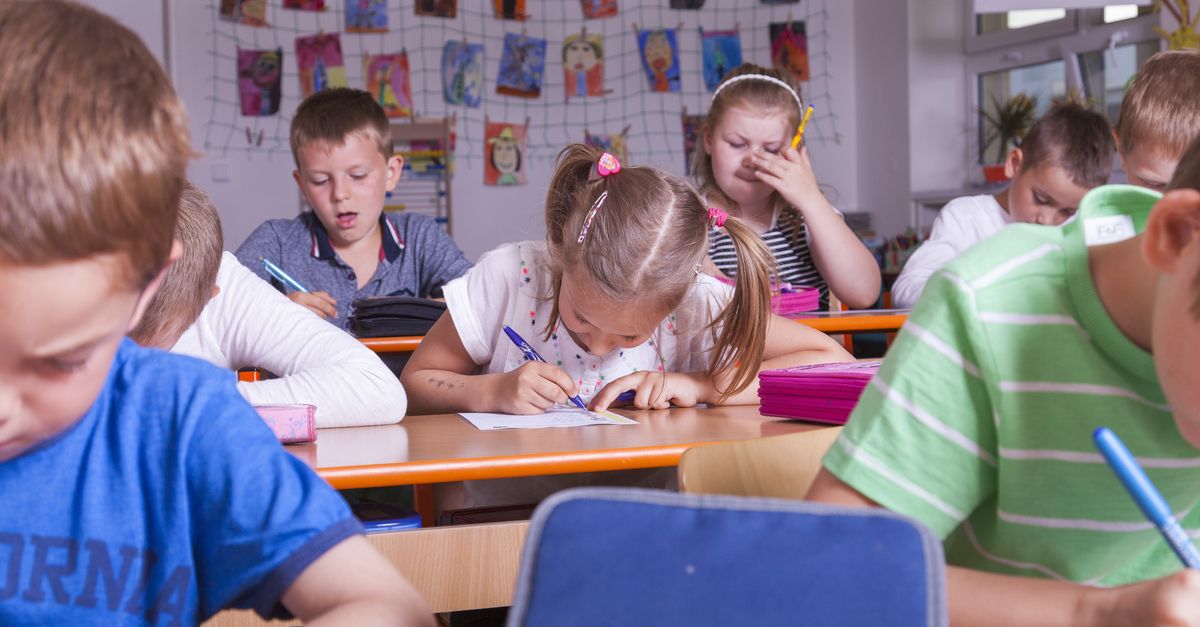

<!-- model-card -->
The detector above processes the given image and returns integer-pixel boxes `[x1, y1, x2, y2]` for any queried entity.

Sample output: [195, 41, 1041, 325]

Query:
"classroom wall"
[907, 0, 972, 197]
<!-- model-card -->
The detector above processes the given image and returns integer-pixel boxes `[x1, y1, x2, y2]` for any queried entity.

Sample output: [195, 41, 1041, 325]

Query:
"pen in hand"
[1094, 427, 1200, 569]
[502, 325, 588, 410]
[260, 257, 309, 293]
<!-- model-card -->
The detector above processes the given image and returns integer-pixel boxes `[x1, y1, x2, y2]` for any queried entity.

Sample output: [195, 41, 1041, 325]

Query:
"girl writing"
[402, 144, 849, 415]
[696, 63, 881, 309]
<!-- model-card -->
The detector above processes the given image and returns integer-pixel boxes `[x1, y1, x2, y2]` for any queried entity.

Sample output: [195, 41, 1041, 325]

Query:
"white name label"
[1084, 214, 1136, 246]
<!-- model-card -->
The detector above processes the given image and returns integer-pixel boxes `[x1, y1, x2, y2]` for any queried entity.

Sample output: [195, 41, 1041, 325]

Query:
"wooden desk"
[789, 308, 910, 334]
[288, 405, 828, 490]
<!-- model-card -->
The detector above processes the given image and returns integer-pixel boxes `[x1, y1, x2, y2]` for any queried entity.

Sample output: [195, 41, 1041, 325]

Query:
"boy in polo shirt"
[236, 87, 471, 330]
[0, 2, 431, 624]
[807, 133, 1200, 625]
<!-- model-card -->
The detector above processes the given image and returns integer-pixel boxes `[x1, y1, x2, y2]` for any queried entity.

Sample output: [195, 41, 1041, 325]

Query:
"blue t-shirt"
[0, 339, 360, 625]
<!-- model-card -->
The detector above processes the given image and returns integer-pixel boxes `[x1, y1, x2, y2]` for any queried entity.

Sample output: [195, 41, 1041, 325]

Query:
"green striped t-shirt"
[824, 185, 1200, 586]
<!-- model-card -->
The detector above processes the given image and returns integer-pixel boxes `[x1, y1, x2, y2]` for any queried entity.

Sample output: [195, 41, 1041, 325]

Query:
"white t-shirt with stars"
[444, 241, 734, 401]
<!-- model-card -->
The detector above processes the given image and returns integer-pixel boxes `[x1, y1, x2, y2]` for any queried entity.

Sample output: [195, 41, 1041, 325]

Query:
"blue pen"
[260, 258, 309, 293]
[1094, 427, 1200, 569]
[502, 325, 588, 410]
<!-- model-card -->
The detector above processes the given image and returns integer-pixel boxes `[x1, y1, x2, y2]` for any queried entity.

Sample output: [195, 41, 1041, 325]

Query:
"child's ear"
[1004, 148, 1024, 179]
[701, 123, 713, 154]
[1143, 189, 1200, 274]
[127, 239, 183, 333]
[385, 154, 404, 191]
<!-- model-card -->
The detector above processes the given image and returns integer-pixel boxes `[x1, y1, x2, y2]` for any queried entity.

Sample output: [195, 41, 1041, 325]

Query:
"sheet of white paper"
[458, 408, 637, 430]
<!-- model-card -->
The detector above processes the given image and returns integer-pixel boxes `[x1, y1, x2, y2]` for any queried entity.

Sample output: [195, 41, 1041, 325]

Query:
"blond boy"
[1114, 49, 1200, 191]
[0, 2, 430, 624]
[809, 133, 1200, 625]
[236, 88, 471, 327]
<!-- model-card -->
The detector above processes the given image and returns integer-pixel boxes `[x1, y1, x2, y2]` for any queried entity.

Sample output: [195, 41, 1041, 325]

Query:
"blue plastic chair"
[507, 488, 947, 627]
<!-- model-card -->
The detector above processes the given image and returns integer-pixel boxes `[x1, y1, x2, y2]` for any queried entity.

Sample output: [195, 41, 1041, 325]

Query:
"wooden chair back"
[677, 427, 843, 499]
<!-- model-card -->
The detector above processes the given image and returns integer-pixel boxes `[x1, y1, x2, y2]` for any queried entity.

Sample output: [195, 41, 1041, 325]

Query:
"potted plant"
[979, 92, 1037, 183]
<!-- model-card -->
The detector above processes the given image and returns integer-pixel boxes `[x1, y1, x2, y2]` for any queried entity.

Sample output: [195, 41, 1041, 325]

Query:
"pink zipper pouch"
[253, 404, 317, 444]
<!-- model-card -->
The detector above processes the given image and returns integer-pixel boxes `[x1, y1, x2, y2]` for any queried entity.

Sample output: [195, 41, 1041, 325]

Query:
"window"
[1078, 40, 1159, 124]
[978, 59, 1067, 163]
[977, 8, 1068, 34]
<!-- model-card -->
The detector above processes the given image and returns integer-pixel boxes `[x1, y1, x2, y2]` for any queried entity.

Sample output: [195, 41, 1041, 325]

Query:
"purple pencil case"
[254, 404, 317, 444]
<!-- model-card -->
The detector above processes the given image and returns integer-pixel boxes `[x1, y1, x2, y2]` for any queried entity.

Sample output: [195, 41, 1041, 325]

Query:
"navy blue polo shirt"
[235, 212, 471, 330]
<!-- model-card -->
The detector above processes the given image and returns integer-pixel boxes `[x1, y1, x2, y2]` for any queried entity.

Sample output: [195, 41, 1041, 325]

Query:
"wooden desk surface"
[287, 405, 828, 490]
[789, 308, 910, 334]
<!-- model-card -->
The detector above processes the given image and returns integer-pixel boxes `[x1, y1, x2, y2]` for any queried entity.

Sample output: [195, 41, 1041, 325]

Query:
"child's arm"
[807, 470, 1200, 627]
[281, 535, 434, 626]
[207, 255, 406, 427]
[592, 314, 850, 410]
[891, 204, 973, 309]
[234, 221, 340, 319]
[401, 312, 582, 415]
[750, 146, 882, 308]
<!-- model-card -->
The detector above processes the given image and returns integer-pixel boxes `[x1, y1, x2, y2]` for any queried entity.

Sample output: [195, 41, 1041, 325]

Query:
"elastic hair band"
[711, 73, 802, 111]
[707, 207, 729, 229]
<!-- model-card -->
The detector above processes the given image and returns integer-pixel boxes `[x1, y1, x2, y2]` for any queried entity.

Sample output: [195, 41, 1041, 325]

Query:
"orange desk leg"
[415, 484, 437, 528]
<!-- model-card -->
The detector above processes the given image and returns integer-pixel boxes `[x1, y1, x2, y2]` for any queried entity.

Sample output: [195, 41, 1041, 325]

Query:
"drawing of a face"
[252, 51, 281, 87]
[564, 40, 598, 73]
[644, 31, 672, 72]
[493, 140, 520, 173]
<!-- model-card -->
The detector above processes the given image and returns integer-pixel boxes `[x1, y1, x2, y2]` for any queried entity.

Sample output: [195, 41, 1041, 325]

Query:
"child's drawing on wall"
[442, 40, 484, 106]
[563, 33, 606, 99]
[237, 47, 282, 116]
[496, 33, 546, 98]
[485, 123, 526, 186]
[638, 28, 680, 93]
[295, 33, 347, 98]
[365, 53, 413, 118]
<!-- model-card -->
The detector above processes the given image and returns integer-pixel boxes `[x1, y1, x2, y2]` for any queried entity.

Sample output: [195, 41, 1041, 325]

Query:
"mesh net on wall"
[202, 0, 841, 176]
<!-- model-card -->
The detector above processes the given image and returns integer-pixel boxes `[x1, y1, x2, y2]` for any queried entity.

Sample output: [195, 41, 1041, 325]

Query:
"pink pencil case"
[254, 404, 317, 444]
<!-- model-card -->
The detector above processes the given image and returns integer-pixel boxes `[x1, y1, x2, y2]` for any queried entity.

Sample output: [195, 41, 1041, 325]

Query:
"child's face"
[1121, 144, 1179, 193]
[1147, 189, 1200, 446]
[703, 105, 792, 210]
[0, 256, 147, 462]
[293, 132, 402, 249]
[1005, 156, 1091, 226]
[556, 268, 668, 357]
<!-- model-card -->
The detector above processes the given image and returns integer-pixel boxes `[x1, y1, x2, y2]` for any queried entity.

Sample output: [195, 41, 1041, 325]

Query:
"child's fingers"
[591, 373, 645, 410]
[312, 290, 338, 306]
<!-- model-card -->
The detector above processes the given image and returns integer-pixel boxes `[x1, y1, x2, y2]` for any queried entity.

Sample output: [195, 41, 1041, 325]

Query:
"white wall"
[908, 0, 972, 196]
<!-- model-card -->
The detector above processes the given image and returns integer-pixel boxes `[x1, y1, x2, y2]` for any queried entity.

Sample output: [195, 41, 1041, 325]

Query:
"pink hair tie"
[707, 207, 729, 229]
[596, 152, 621, 177]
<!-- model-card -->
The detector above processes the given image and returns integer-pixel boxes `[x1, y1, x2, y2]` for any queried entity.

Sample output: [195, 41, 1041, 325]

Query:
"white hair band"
[710, 73, 802, 111]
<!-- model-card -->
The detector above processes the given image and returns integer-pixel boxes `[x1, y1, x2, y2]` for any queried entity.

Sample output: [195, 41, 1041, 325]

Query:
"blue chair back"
[507, 488, 947, 627]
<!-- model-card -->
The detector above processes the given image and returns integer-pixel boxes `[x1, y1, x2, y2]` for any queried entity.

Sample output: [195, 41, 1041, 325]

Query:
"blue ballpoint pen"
[260, 257, 309, 293]
[502, 325, 588, 410]
[1094, 427, 1200, 569]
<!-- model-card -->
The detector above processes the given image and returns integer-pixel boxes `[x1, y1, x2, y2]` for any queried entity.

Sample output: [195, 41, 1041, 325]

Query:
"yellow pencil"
[791, 105, 815, 149]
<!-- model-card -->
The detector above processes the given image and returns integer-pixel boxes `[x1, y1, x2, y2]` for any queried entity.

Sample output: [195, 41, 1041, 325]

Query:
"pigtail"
[707, 214, 774, 400]
[543, 143, 606, 340]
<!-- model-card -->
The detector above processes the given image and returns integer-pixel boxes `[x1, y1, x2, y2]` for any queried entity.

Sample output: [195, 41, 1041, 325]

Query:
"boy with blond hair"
[1114, 49, 1200, 191]
[893, 101, 1113, 308]
[810, 131, 1200, 625]
[236, 87, 471, 328]
[0, 2, 431, 624]
[131, 184, 408, 428]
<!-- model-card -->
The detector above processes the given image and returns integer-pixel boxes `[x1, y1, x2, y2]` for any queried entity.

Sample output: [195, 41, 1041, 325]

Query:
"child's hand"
[749, 145, 826, 216]
[491, 361, 581, 415]
[1084, 569, 1200, 626]
[289, 290, 338, 319]
[591, 372, 709, 411]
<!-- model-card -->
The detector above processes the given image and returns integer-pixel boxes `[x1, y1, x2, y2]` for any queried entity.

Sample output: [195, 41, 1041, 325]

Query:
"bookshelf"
[387, 117, 454, 235]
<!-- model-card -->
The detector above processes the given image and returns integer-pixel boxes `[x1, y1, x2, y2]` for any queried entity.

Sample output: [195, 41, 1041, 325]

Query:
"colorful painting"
[415, 0, 456, 17]
[682, 113, 706, 173]
[365, 53, 413, 118]
[347, 0, 387, 32]
[237, 48, 283, 116]
[585, 125, 629, 164]
[493, 0, 527, 20]
[496, 33, 546, 99]
[701, 30, 742, 92]
[284, 0, 325, 9]
[581, 0, 617, 18]
[563, 33, 605, 99]
[770, 21, 810, 83]
[442, 41, 484, 106]
[295, 33, 347, 98]
[485, 122, 526, 186]
[637, 28, 680, 93]
[219, 0, 267, 26]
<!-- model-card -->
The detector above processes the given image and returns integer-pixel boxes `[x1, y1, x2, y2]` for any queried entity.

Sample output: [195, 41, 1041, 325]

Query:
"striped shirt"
[708, 213, 828, 310]
[823, 185, 1196, 586]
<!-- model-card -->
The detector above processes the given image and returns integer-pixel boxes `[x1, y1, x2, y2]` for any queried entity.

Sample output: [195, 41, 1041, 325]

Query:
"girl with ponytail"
[403, 144, 849, 415]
